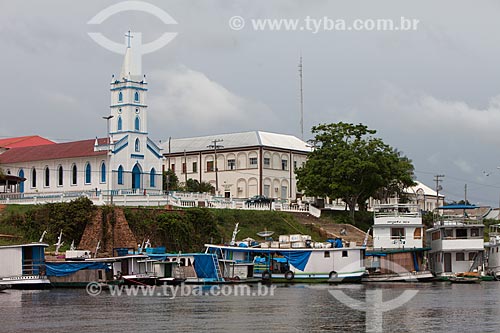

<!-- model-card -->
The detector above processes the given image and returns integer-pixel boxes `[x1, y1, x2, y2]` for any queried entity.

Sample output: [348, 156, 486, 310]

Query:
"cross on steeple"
[125, 30, 134, 48]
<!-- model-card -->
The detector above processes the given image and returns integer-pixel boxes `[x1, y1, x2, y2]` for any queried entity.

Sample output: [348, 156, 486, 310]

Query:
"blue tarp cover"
[46, 262, 109, 277]
[280, 251, 311, 271]
[438, 204, 479, 209]
[193, 254, 218, 279]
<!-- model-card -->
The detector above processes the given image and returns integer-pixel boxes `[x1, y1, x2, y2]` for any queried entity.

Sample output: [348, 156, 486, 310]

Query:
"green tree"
[183, 178, 214, 193]
[163, 169, 179, 191]
[296, 122, 415, 223]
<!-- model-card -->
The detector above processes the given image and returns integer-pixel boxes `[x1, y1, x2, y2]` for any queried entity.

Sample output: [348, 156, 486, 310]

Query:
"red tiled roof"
[0, 138, 108, 164]
[0, 136, 55, 149]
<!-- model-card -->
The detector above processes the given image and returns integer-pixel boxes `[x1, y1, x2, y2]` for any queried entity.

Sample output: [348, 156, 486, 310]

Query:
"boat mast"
[230, 223, 240, 246]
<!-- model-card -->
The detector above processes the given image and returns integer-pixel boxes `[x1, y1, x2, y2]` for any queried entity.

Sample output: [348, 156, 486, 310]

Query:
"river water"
[1, 282, 499, 332]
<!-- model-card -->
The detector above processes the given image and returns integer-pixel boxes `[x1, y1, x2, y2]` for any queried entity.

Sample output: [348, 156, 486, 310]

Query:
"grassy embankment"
[0, 199, 323, 252]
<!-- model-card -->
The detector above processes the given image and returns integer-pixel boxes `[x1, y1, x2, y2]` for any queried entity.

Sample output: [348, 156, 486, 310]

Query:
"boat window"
[497, 248, 499, 253]
[413, 228, 422, 240]
[456, 252, 465, 261]
[180, 258, 186, 266]
[443, 229, 453, 239]
[391, 227, 405, 239]
[98, 270, 103, 280]
[456, 229, 467, 239]
[187, 258, 192, 266]
[432, 231, 441, 241]
[471, 228, 479, 238]
[342, 250, 348, 257]
[468, 252, 475, 261]
[324, 251, 330, 258]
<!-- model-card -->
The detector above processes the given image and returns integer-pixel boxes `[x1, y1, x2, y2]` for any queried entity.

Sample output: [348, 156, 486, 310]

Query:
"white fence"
[0, 191, 322, 217]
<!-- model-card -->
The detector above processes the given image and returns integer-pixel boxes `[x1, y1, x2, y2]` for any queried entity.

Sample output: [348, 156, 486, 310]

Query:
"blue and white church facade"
[0, 43, 163, 196]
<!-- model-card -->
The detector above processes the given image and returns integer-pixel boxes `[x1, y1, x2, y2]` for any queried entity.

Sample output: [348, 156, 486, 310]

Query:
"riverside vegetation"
[0, 198, 321, 252]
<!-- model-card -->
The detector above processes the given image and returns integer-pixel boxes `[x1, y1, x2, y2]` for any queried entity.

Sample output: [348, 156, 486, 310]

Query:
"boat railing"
[374, 211, 421, 218]
[442, 236, 483, 240]
[433, 217, 484, 227]
[22, 259, 46, 275]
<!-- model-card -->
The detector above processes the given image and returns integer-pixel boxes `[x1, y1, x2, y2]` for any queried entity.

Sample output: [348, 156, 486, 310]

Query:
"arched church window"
[118, 91, 123, 102]
[101, 162, 106, 183]
[150, 168, 156, 187]
[19, 169, 24, 193]
[31, 168, 37, 188]
[135, 138, 140, 152]
[58, 165, 63, 186]
[134, 91, 139, 102]
[85, 163, 91, 184]
[118, 165, 124, 185]
[72, 164, 77, 185]
[44, 166, 50, 187]
[135, 116, 140, 131]
[117, 116, 122, 131]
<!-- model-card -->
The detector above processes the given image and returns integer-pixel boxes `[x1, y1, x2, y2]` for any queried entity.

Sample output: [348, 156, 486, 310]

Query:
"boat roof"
[438, 204, 479, 210]
[89, 254, 149, 262]
[204, 244, 364, 252]
[0, 243, 48, 249]
[366, 247, 431, 256]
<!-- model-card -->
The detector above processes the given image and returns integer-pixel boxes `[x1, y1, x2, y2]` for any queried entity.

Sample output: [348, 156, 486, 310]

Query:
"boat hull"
[0, 276, 51, 289]
[362, 271, 434, 282]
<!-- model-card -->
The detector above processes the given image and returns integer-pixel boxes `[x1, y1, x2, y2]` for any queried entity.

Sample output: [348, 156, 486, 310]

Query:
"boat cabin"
[372, 204, 424, 249]
[426, 205, 484, 277]
[0, 243, 50, 288]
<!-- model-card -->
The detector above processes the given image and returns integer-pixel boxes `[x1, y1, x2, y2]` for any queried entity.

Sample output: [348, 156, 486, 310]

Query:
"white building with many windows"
[163, 132, 310, 200]
[0, 43, 163, 196]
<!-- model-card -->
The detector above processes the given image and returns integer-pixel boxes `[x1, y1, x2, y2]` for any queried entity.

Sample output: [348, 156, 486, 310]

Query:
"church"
[0, 43, 164, 196]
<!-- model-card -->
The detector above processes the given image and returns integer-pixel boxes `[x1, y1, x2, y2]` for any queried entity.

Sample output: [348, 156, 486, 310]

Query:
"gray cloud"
[2, 0, 500, 205]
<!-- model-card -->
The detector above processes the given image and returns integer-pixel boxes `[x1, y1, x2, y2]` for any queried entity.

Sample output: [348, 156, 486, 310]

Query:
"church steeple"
[109, 32, 148, 141]
[119, 31, 141, 81]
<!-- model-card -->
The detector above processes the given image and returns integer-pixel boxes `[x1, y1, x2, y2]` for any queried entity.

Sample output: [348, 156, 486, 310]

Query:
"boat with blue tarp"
[204, 233, 366, 283]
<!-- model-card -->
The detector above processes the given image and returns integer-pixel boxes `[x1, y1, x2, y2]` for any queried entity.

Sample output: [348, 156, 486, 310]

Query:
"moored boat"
[426, 204, 485, 280]
[486, 224, 500, 280]
[205, 233, 366, 283]
[448, 272, 482, 284]
[0, 243, 51, 289]
[363, 204, 433, 282]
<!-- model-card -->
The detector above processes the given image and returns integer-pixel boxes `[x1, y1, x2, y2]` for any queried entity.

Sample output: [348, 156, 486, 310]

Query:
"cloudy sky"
[2, 0, 500, 206]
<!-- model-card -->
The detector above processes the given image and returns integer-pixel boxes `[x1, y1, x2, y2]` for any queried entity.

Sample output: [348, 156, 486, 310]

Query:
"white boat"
[426, 204, 485, 280]
[205, 234, 366, 283]
[486, 224, 500, 280]
[364, 204, 434, 282]
[0, 243, 51, 289]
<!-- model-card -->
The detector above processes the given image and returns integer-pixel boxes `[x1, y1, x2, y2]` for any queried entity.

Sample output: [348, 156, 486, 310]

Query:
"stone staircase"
[290, 212, 372, 247]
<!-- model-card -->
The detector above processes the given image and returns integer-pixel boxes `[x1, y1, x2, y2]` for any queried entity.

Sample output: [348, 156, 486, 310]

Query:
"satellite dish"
[257, 231, 274, 238]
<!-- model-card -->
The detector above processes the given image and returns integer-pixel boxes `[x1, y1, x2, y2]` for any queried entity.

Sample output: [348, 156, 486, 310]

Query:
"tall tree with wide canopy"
[296, 122, 415, 223]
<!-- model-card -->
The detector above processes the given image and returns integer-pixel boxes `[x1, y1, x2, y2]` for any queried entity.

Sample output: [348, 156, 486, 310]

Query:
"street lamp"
[102, 115, 114, 204]
[208, 139, 224, 195]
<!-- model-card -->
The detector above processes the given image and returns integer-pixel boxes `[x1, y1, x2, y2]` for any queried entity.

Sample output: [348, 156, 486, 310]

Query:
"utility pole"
[166, 137, 171, 194]
[184, 149, 187, 184]
[207, 139, 224, 195]
[464, 184, 467, 205]
[299, 56, 304, 140]
[434, 174, 445, 210]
